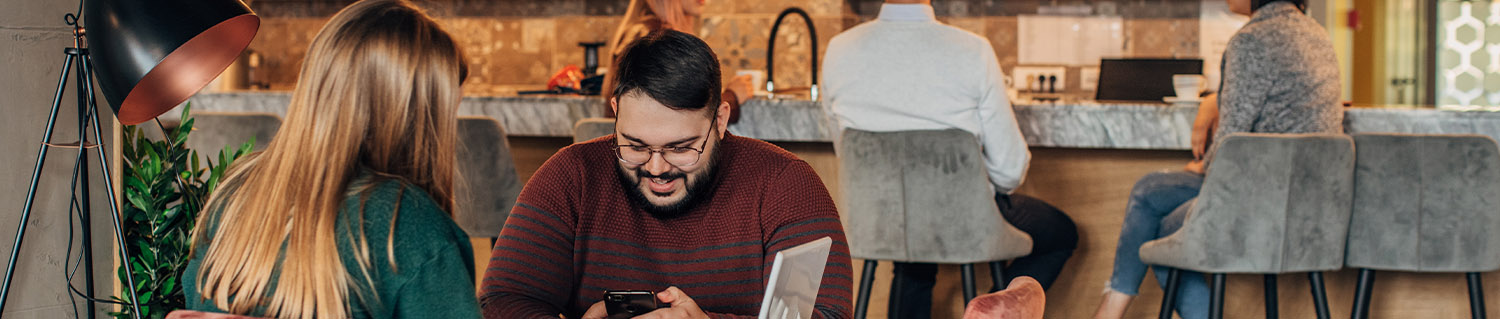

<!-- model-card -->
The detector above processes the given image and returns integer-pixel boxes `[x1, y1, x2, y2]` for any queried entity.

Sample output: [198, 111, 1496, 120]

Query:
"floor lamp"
[0, 0, 258, 317]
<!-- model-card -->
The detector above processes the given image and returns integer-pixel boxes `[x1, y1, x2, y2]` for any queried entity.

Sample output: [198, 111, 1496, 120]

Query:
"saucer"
[1163, 96, 1200, 104]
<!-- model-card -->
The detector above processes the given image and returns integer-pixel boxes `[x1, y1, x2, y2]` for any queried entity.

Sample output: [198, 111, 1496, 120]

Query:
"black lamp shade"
[87, 0, 259, 125]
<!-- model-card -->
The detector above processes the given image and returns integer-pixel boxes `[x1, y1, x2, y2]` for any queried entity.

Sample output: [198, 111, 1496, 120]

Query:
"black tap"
[766, 7, 818, 100]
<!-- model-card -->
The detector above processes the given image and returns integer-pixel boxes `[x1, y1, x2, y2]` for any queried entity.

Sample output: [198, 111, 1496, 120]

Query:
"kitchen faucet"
[765, 7, 818, 100]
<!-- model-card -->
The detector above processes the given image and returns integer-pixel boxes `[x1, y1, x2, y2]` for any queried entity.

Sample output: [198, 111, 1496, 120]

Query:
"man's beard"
[615, 143, 721, 219]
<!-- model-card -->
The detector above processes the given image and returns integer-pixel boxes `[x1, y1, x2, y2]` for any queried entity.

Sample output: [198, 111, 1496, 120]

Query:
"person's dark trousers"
[889, 193, 1078, 319]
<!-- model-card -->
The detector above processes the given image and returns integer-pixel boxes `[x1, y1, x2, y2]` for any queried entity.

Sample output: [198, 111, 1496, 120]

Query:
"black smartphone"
[604, 290, 660, 319]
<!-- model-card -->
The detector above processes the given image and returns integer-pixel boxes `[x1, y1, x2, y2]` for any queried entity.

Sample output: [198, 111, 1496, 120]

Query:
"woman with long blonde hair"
[603, 0, 753, 123]
[180, 0, 479, 318]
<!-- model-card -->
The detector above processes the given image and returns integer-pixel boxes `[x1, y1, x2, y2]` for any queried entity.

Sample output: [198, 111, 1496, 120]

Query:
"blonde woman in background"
[604, 0, 754, 122]
[179, 0, 480, 318]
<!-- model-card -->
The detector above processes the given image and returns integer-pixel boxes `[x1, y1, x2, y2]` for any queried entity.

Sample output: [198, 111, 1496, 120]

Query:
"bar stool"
[454, 117, 523, 239]
[1139, 133, 1355, 319]
[837, 128, 1033, 319]
[183, 112, 281, 164]
[1345, 133, 1500, 319]
[573, 117, 615, 143]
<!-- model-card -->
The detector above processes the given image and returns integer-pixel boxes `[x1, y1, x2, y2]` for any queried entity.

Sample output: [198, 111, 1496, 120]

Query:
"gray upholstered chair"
[1345, 133, 1500, 319]
[1138, 133, 1355, 319]
[454, 117, 523, 238]
[184, 112, 281, 165]
[573, 117, 616, 143]
[837, 128, 1033, 319]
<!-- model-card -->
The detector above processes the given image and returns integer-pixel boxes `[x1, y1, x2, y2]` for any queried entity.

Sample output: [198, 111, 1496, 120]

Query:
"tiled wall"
[241, 0, 1205, 97]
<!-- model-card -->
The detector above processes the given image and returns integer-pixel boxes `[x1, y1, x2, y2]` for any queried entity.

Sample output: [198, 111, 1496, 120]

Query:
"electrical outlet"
[1010, 66, 1068, 92]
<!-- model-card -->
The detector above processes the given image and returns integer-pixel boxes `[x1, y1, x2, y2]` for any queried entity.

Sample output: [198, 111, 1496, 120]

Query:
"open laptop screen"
[1095, 58, 1204, 102]
[758, 237, 833, 319]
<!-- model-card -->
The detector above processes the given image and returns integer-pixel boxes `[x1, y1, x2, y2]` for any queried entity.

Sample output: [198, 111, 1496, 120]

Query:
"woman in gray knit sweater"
[1094, 0, 1343, 318]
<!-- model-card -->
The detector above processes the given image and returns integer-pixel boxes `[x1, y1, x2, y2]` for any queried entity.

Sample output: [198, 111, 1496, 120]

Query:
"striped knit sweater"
[480, 134, 853, 319]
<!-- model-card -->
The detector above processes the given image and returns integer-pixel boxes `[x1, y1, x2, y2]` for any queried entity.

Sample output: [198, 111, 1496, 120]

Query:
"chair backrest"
[454, 116, 523, 237]
[1140, 133, 1355, 273]
[962, 276, 1046, 319]
[837, 129, 1031, 263]
[573, 117, 616, 143]
[184, 112, 281, 165]
[1345, 133, 1500, 272]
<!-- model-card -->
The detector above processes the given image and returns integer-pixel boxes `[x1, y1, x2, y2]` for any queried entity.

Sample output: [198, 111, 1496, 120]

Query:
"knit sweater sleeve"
[725, 159, 853, 319]
[1205, 30, 1271, 169]
[480, 147, 582, 318]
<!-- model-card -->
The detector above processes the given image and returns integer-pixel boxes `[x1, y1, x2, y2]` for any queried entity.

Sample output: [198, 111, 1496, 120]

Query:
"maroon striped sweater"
[480, 134, 853, 319]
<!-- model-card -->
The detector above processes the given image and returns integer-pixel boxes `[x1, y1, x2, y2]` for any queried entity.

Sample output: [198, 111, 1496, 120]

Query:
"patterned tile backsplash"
[240, 0, 1207, 96]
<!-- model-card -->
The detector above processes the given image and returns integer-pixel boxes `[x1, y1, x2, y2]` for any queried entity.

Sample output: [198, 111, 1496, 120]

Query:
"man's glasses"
[614, 119, 717, 167]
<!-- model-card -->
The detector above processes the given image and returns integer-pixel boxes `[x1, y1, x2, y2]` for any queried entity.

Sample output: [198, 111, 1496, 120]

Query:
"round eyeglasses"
[613, 120, 717, 167]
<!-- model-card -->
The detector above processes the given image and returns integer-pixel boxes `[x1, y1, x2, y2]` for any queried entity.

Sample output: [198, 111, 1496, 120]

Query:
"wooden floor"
[474, 136, 1500, 318]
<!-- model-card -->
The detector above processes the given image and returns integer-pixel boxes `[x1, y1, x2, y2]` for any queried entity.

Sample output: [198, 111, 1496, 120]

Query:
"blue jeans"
[1108, 170, 1209, 319]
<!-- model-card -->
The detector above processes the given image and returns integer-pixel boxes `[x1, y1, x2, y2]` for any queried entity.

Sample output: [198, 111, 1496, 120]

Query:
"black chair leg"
[854, 260, 876, 319]
[1469, 272, 1487, 319]
[1210, 273, 1226, 319]
[990, 261, 1005, 292]
[961, 264, 977, 306]
[1308, 272, 1330, 319]
[1351, 269, 1375, 319]
[889, 263, 904, 317]
[1159, 268, 1182, 319]
[1264, 274, 1279, 319]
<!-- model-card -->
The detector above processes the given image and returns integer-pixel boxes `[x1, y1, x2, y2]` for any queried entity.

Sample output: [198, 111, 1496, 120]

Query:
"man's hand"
[1186, 94, 1218, 174]
[582, 301, 609, 319]
[634, 287, 709, 319]
[1191, 94, 1220, 160]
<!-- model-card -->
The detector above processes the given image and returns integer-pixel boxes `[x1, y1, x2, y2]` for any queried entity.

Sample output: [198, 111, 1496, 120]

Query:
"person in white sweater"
[821, 1, 1078, 318]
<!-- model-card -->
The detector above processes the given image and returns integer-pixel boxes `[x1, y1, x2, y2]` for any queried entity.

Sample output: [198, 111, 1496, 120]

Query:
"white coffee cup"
[1172, 74, 1204, 101]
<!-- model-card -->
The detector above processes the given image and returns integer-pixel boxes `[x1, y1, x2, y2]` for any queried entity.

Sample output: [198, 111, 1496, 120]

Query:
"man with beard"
[480, 30, 853, 319]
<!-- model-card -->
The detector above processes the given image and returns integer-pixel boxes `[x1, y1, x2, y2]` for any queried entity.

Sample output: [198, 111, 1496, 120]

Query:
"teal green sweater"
[181, 177, 481, 318]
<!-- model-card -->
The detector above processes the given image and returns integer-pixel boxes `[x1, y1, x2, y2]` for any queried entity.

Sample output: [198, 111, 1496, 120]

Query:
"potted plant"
[111, 104, 253, 319]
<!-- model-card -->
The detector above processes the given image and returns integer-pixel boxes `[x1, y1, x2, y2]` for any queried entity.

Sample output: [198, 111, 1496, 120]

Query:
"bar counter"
[183, 91, 1500, 147]
[179, 91, 1500, 318]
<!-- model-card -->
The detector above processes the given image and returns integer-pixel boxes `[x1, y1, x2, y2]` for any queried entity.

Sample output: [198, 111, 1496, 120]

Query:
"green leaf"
[238, 136, 255, 157]
[138, 242, 156, 266]
[174, 118, 194, 146]
[179, 102, 192, 123]
[190, 153, 201, 175]
[162, 276, 176, 294]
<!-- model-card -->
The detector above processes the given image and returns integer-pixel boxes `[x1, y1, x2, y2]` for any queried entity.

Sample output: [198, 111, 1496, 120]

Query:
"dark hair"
[610, 30, 722, 114]
[1252, 0, 1307, 12]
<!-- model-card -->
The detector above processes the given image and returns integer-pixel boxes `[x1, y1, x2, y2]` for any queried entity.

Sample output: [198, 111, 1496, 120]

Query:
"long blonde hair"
[190, 0, 466, 318]
[609, 0, 692, 58]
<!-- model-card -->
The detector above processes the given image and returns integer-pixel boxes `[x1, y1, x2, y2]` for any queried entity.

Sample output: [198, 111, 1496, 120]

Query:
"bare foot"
[1093, 290, 1135, 319]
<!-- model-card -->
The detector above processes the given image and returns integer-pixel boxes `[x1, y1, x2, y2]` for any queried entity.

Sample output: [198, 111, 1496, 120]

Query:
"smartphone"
[604, 290, 660, 319]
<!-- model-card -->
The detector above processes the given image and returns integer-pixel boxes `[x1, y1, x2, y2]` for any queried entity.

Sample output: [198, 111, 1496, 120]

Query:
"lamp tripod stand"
[0, 24, 143, 319]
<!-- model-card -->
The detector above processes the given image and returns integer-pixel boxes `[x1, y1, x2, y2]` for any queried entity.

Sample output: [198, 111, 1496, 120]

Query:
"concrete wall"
[0, 0, 119, 317]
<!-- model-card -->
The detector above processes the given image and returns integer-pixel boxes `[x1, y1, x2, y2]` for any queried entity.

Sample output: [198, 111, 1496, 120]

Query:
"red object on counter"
[547, 65, 584, 91]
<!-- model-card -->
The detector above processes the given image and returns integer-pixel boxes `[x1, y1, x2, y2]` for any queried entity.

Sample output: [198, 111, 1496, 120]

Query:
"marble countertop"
[179, 91, 1500, 151]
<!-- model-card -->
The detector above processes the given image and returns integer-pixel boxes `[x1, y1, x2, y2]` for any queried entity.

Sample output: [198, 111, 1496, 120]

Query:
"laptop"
[1095, 58, 1204, 103]
[757, 237, 834, 319]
